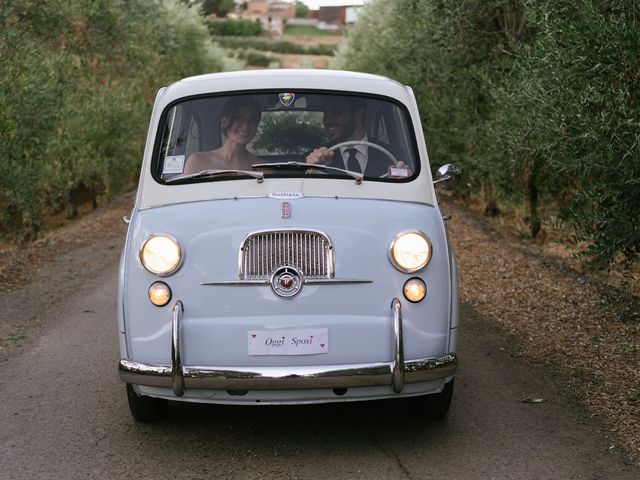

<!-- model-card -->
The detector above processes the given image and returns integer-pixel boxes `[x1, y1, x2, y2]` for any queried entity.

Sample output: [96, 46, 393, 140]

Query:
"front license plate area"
[248, 328, 328, 356]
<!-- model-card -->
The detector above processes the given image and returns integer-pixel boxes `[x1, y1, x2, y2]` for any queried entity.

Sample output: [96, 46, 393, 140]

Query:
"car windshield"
[155, 92, 418, 183]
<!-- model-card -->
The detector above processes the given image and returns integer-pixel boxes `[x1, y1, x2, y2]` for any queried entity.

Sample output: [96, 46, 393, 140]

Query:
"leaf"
[2, 334, 26, 343]
[522, 397, 544, 403]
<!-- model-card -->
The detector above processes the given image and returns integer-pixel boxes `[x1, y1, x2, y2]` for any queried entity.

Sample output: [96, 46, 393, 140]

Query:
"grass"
[284, 25, 338, 36]
[2, 335, 26, 344]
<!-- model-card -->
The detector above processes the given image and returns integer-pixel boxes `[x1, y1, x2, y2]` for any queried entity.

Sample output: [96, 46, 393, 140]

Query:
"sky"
[299, 0, 366, 9]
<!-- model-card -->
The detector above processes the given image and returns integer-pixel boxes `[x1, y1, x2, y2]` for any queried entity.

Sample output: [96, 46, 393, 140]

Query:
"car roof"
[158, 69, 413, 107]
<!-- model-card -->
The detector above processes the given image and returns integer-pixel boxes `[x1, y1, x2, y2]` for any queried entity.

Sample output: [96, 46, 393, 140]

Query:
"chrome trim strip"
[404, 354, 457, 382]
[171, 301, 185, 397]
[120, 359, 172, 382]
[391, 298, 405, 393]
[200, 278, 372, 286]
[137, 197, 437, 213]
[305, 279, 373, 285]
[118, 354, 457, 391]
[201, 280, 270, 286]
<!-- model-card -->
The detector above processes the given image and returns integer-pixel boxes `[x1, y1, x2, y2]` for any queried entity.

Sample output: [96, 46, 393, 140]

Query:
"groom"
[306, 96, 395, 177]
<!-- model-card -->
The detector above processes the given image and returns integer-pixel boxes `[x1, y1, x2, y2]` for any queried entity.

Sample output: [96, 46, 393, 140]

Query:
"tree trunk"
[524, 159, 541, 238]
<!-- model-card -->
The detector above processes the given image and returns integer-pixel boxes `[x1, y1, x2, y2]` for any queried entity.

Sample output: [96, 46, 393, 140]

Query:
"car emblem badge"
[281, 201, 291, 219]
[280, 275, 294, 288]
[279, 92, 295, 107]
[271, 265, 303, 299]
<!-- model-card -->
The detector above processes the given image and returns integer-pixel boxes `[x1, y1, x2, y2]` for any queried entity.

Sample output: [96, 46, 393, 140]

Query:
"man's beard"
[327, 119, 356, 143]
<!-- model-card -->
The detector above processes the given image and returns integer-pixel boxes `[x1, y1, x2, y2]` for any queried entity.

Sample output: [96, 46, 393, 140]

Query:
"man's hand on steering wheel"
[306, 141, 404, 177]
[388, 160, 413, 178]
[306, 147, 334, 165]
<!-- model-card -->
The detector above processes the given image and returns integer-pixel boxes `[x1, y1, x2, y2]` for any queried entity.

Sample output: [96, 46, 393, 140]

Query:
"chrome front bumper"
[119, 299, 457, 397]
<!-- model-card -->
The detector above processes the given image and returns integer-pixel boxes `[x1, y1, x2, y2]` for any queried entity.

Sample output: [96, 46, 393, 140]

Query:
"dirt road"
[0, 194, 638, 479]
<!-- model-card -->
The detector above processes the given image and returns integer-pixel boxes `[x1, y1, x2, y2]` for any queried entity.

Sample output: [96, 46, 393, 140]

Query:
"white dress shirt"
[339, 134, 368, 172]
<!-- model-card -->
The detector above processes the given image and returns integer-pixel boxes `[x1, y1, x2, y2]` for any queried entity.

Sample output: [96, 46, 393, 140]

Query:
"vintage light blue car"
[118, 69, 459, 421]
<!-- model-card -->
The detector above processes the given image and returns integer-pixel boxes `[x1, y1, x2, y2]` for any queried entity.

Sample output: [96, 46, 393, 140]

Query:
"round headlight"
[140, 234, 183, 276]
[389, 231, 432, 273]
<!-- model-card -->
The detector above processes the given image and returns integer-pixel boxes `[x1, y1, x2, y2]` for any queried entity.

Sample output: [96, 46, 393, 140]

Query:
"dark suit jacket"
[328, 140, 395, 177]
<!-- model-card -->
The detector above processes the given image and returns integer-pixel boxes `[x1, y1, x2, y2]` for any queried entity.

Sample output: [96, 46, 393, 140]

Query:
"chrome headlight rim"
[139, 233, 184, 277]
[388, 230, 432, 273]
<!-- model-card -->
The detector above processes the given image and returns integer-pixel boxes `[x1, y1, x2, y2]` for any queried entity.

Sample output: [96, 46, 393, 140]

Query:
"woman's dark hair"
[220, 96, 261, 135]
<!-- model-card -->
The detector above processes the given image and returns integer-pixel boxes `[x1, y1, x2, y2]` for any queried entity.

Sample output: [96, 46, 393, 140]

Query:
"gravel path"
[442, 197, 640, 465]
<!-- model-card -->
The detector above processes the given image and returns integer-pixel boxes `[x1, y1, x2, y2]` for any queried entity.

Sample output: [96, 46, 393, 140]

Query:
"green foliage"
[295, 1, 310, 18]
[213, 35, 335, 55]
[206, 18, 264, 36]
[506, 0, 640, 267]
[283, 25, 338, 36]
[1, 335, 27, 345]
[251, 113, 327, 155]
[234, 49, 279, 67]
[200, 0, 235, 17]
[337, 0, 640, 268]
[0, 0, 239, 243]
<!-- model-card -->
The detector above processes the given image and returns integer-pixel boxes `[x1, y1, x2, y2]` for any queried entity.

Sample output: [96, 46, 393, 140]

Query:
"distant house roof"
[316, 5, 362, 28]
[318, 6, 344, 25]
[245, 0, 295, 17]
[239, 0, 296, 34]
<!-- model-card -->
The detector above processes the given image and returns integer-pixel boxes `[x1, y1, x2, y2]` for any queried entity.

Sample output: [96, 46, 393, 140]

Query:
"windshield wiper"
[165, 169, 264, 184]
[252, 162, 364, 184]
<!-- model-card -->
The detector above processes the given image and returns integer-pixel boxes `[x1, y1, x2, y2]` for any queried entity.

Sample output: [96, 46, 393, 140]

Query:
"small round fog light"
[403, 278, 426, 303]
[148, 282, 172, 307]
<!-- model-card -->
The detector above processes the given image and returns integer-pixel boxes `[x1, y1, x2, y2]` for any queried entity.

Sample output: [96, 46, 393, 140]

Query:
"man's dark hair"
[325, 95, 366, 115]
[346, 96, 366, 113]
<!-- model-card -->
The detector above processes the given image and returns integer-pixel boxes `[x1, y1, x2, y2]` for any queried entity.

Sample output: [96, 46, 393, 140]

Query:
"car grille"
[240, 229, 334, 279]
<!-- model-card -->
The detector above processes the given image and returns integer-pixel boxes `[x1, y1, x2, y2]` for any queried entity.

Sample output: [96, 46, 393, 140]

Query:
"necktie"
[345, 148, 361, 173]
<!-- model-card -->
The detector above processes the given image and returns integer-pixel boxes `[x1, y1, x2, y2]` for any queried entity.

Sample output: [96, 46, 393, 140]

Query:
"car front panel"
[121, 197, 453, 372]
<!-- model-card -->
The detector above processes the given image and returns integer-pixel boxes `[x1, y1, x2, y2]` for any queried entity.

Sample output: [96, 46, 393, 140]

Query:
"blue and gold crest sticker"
[278, 92, 296, 107]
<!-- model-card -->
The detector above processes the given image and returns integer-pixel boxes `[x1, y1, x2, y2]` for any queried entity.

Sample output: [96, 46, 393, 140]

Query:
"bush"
[251, 113, 327, 154]
[0, 0, 239, 243]
[337, 0, 640, 268]
[206, 18, 264, 36]
[237, 50, 274, 67]
[498, 0, 640, 267]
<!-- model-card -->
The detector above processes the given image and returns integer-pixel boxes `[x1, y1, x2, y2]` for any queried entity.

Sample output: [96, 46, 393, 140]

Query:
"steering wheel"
[328, 141, 398, 167]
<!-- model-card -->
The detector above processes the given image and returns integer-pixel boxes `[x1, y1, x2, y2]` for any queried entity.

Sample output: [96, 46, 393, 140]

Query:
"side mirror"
[433, 164, 460, 190]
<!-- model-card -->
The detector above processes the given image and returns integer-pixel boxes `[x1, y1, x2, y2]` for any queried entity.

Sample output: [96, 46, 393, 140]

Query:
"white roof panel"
[158, 69, 412, 107]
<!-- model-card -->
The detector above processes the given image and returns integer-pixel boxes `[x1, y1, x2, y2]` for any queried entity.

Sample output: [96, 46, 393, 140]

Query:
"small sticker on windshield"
[279, 93, 295, 107]
[389, 167, 410, 177]
[163, 155, 185, 174]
